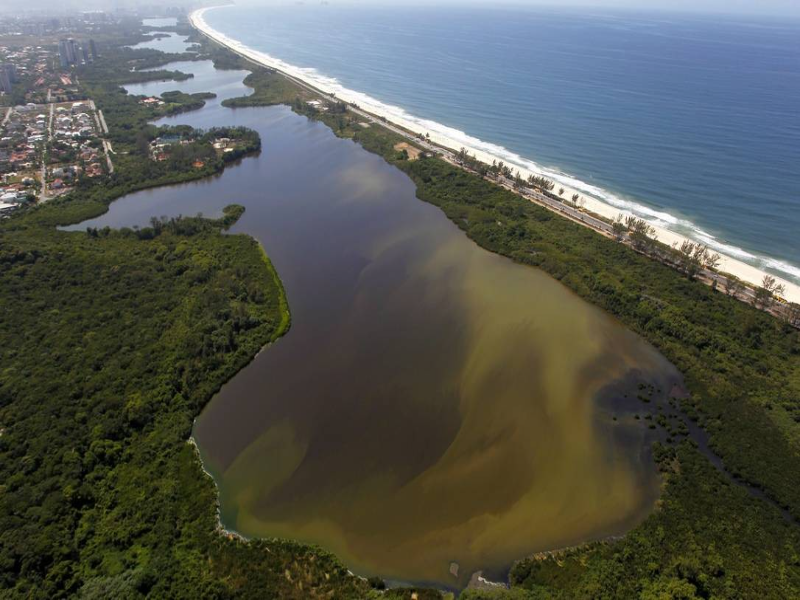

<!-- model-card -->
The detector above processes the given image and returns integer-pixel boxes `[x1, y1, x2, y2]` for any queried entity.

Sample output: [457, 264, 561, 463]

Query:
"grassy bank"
[257, 241, 292, 339]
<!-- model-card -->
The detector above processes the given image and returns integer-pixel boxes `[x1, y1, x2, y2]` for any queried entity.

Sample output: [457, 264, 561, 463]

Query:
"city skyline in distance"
[1, 0, 799, 19]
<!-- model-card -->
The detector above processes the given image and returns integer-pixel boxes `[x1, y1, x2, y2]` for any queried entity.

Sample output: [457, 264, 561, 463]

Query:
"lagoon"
[72, 54, 681, 588]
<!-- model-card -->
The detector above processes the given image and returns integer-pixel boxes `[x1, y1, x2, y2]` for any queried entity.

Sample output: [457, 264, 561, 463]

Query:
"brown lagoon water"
[70, 51, 681, 588]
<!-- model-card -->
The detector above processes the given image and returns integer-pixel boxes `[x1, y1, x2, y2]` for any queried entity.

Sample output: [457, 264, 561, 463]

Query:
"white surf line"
[190, 6, 800, 304]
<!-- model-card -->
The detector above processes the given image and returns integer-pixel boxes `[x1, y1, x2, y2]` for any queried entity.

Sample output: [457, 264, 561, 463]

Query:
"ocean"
[202, 4, 800, 284]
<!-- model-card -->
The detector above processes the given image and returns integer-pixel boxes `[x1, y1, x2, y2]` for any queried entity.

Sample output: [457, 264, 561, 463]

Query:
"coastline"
[124, 36, 671, 590]
[189, 5, 800, 304]
[7, 16, 798, 598]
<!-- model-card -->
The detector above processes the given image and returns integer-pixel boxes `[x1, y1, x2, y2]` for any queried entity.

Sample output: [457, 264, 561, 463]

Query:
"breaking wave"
[195, 6, 800, 288]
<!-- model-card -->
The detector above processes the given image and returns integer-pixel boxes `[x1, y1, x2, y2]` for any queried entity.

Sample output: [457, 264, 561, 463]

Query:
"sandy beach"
[190, 6, 800, 304]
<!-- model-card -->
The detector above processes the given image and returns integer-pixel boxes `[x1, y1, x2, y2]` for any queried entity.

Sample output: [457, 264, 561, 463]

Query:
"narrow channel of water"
[68, 51, 688, 588]
[131, 19, 191, 54]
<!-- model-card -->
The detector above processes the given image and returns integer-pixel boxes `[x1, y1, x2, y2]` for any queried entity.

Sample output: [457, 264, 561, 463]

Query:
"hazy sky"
[239, 0, 800, 18]
[2, 0, 799, 19]
[322, 0, 800, 16]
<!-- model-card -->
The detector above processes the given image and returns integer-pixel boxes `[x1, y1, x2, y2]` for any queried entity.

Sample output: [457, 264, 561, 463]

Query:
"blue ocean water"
[204, 5, 800, 282]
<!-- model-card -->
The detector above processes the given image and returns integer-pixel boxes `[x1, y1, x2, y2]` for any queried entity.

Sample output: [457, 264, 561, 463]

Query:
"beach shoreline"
[190, 6, 800, 304]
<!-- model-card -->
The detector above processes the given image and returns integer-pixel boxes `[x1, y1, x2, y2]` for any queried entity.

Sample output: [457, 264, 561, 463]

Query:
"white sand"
[190, 7, 800, 304]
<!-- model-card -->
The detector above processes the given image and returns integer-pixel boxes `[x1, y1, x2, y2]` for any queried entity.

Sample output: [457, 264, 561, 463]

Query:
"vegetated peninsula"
[0, 10, 797, 600]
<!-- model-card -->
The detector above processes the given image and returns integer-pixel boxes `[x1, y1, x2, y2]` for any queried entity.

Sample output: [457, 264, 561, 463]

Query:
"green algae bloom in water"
[192, 132, 678, 588]
[83, 64, 679, 586]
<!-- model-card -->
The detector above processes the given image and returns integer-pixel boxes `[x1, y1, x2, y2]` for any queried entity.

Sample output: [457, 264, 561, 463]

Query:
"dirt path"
[39, 103, 54, 202]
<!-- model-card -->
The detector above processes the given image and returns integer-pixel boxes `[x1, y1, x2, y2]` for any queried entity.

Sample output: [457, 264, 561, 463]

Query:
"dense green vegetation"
[161, 90, 216, 113]
[77, 45, 200, 149]
[0, 25, 378, 600]
[25, 34, 263, 229]
[222, 69, 314, 108]
[353, 128, 800, 598]
[0, 203, 379, 598]
[207, 38, 800, 597]
[376, 150, 800, 510]
[508, 444, 800, 599]
[22, 122, 260, 230]
[3, 19, 799, 599]
[0, 79, 28, 107]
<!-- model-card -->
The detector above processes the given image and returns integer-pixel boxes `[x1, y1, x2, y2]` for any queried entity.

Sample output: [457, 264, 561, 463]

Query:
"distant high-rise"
[0, 68, 11, 94]
[69, 39, 80, 64]
[82, 45, 90, 63]
[58, 40, 70, 68]
[89, 39, 98, 60]
[65, 40, 75, 64]
[59, 39, 82, 67]
[3, 64, 17, 83]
